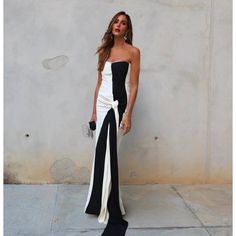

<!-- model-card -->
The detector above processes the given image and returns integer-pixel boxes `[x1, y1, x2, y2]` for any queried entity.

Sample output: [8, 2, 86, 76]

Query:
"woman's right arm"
[90, 70, 102, 122]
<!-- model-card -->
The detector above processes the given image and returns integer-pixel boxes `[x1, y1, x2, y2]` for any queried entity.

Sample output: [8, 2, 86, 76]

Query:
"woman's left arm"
[120, 47, 140, 135]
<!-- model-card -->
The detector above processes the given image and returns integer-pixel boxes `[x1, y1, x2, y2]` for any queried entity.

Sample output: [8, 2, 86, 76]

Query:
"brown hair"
[95, 11, 133, 71]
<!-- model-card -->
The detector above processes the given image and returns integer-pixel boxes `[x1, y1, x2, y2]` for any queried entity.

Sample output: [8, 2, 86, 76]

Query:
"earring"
[124, 33, 128, 40]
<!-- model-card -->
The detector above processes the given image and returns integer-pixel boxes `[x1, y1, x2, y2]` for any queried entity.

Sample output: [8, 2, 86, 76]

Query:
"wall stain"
[129, 171, 137, 178]
[81, 124, 94, 138]
[4, 163, 21, 184]
[50, 158, 89, 183]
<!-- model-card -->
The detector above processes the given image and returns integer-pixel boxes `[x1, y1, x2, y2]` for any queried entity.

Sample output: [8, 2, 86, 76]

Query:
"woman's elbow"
[130, 83, 138, 91]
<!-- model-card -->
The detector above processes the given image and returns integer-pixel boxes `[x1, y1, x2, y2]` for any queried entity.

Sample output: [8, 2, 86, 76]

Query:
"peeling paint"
[42, 55, 69, 70]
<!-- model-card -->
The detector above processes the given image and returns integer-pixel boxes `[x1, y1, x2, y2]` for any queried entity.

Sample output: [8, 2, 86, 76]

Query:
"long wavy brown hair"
[95, 11, 133, 71]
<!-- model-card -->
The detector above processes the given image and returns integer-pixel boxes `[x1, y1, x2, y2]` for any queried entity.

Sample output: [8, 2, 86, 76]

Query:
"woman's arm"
[90, 70, 102, 122]
[120, 47, 141, 135]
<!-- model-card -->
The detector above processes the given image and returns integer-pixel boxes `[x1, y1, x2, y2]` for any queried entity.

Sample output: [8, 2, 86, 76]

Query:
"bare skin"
[90, 14, 140, 136]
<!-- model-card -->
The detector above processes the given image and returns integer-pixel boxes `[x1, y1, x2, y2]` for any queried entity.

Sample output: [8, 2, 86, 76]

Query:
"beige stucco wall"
[4, 0, 232, 184]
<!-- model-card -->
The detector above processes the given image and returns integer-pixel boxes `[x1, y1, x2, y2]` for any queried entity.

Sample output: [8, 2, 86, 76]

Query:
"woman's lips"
[115, 29, 120, 32]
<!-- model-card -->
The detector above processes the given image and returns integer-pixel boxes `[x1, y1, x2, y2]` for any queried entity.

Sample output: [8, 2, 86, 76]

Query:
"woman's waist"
[97, 94, 119, 109]
[97, 93, 127, 108]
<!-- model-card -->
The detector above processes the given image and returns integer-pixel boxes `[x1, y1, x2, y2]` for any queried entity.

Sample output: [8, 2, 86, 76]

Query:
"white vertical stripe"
[98, 123, 111, 224]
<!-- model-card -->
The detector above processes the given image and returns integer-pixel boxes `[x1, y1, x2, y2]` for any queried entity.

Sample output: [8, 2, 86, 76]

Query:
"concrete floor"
[4, 184, 232, 236]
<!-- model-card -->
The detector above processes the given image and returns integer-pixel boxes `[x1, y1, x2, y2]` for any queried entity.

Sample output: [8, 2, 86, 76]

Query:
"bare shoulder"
[126, 44, 140, 54]
[131, 45, 140, 54]
[127, 45, 140, 63]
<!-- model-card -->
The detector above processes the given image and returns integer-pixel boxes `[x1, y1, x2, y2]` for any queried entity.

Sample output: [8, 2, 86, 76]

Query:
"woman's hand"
[120, 113, 131, 135]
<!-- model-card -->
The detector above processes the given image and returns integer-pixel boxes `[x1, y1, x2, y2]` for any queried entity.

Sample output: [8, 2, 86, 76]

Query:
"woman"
[84, 11, 140, 236]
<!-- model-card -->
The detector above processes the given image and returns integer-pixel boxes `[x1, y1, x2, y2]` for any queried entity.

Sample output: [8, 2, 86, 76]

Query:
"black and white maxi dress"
[84, 60, 130, 235]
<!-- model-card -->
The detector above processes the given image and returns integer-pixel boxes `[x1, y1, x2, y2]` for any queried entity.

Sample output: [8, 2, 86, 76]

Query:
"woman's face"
[112, 15, 128, 37]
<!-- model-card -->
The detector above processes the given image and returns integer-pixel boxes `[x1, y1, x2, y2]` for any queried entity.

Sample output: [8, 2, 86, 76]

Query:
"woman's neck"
[113, 37, 126, 48]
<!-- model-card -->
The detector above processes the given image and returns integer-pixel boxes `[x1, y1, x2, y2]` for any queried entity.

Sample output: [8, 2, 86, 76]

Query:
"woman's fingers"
[122, 124, 131, 135]
[119, 115, 131, 135]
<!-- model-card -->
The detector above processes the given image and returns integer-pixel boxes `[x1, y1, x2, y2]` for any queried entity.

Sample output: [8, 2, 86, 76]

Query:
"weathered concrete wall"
[4, 0, 232, 184]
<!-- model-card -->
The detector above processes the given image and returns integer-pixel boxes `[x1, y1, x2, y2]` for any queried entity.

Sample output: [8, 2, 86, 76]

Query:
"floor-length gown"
[84, 60, 130, 235]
